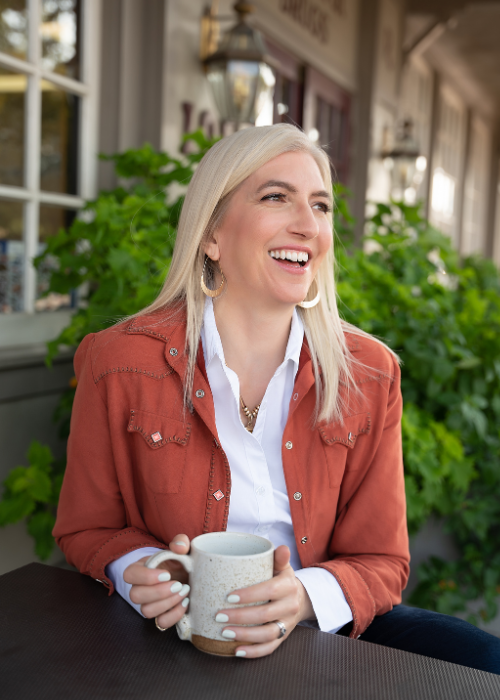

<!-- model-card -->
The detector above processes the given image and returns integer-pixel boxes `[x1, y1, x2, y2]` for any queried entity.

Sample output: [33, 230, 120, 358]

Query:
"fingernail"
[179, 584, 190, 597]
[222, 629, 236, 639]
[215, 613, 229, 623]
[181, 597, 190, 608]
[173, 541, 186, 547]
[170, 581, 182, 594]
[235, 650, 246, 657]
[158, 572, 171, 582]
[227, 594, 240, 604]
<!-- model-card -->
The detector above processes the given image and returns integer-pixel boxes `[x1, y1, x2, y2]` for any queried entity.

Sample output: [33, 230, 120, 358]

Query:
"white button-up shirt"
[107, 298, 353, 634]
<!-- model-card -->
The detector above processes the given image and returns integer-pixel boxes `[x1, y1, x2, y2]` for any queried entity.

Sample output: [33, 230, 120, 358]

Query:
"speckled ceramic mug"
[145, 532, 274, 656]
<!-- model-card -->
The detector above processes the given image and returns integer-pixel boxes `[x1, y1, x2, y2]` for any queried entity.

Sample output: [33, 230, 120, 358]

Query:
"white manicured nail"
[235, 650, 246, 657]
[173, 541, 186, 547]
[222, 629, 236, 639]
[227, 594, 240, 603]
[179, 584, 190, 597]
[170, 581, 182, 594]
[215, 613, 229, 623]
[158, 572, 171, 582]
[181, 597, 190, 608]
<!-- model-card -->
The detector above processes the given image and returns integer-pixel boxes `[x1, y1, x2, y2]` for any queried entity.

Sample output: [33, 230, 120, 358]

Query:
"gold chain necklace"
[240, 396, 261, 433]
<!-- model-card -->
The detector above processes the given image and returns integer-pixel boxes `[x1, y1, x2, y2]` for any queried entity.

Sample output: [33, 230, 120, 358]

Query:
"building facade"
[1, 0, 500, 587]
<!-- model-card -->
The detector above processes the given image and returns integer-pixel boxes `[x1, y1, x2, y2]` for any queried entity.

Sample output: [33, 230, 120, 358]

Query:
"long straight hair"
[139, 124, 396, 423]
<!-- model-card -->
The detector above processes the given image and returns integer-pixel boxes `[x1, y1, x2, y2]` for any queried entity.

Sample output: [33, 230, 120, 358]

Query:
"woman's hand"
[123, 535, 191, 629]
[215, 545, 315, 658]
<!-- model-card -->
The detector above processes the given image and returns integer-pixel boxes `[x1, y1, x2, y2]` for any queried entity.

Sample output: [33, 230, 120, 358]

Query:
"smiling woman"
[53, 124, 500, 673]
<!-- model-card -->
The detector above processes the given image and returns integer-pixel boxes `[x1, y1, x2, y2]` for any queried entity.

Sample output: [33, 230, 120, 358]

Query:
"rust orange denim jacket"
[53, 308, 409, 639]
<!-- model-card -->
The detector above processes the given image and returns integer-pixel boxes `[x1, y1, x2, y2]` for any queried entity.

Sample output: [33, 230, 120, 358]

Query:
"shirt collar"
[201, 297, 304, 371]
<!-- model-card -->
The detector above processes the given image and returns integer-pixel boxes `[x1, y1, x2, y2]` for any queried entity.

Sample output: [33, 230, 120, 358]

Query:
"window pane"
[36, 203, 76, 311]
[0, 198, 23, 313]
[40, 80, 79, 194]
[0, 67, 26, 187]
[0, 0, 28, 60]
[41, 0, 80, 80]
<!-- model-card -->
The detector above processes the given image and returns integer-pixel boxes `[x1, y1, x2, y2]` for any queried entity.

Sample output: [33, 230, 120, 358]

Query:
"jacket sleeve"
[313, 355, 409, 638]
[52, 334, 168, 594]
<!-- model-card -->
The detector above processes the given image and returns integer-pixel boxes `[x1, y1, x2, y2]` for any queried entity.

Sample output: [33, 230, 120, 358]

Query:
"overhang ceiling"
[405, 1, 500, 121]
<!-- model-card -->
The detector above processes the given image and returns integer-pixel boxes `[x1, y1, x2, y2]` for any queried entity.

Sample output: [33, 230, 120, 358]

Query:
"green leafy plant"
[1, 139, 499, 628]
[336, 201, 500, 624]
[0, 441, 64, 560]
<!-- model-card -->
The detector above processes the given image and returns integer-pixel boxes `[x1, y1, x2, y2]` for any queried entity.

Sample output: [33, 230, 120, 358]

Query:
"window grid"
[0, 0, 99, 314]
[462, 119, 490, 256]
[429, 87, 466, 243]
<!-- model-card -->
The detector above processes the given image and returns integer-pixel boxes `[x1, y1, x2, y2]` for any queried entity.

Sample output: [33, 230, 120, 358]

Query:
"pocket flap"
[319, 412, 371, 448]
[127, 409, 191, 449]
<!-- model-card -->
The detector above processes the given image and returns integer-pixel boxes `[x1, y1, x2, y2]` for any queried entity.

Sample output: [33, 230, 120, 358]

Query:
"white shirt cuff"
[106, 547, 164, 617]
[295, 567, 353, 634]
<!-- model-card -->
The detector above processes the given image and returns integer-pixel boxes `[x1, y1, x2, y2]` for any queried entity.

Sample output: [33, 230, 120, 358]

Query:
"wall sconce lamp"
[200, 2, 276, 126]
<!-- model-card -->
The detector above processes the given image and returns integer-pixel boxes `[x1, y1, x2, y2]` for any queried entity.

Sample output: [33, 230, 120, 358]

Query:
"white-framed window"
[429, 85, 466, 244]
[0, 0, 100, 322]
[462, 118, 491, 256]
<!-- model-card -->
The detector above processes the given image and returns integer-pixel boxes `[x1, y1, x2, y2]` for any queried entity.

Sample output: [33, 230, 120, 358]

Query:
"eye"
[313, 201, 331, 213]
[261, 192, 286, 202]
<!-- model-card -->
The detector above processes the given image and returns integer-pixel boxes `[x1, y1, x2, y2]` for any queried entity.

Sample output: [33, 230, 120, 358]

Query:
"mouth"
[268, 249, 309, 269]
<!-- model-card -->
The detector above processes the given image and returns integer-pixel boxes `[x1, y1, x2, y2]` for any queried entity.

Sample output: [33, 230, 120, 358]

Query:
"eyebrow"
[256, 179, 331, 200]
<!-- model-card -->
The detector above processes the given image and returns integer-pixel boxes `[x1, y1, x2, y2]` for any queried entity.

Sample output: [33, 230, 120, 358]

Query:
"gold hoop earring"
[298, 284, 320, 308]
[201, 257, 226, 298]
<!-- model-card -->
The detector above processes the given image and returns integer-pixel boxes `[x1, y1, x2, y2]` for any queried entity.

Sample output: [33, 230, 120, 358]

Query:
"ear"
[203, 231, 220, 262]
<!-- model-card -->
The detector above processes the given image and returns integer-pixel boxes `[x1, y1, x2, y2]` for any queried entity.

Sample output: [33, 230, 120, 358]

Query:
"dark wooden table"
[1, 563, 499, 700]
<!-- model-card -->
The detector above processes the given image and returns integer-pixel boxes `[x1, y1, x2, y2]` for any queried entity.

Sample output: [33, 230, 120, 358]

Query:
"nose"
[287, 200, 319, 240]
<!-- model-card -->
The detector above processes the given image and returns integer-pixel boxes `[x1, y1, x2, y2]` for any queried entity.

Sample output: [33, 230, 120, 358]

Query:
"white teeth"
[269, 250, 309, 262]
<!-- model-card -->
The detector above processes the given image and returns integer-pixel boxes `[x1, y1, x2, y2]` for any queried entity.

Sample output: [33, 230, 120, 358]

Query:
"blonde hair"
[140, 124, 394, 423]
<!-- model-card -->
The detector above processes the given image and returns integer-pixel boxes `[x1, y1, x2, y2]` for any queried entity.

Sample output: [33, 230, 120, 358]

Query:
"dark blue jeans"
[339, 605, 500, 675]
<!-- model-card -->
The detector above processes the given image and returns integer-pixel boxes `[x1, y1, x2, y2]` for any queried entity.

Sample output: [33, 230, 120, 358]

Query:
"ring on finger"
[274, 620, 287, 639]
[155, 616, 168, 632]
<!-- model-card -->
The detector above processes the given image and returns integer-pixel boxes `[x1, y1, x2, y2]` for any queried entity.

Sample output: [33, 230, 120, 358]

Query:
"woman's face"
[205, 151, 333, 309]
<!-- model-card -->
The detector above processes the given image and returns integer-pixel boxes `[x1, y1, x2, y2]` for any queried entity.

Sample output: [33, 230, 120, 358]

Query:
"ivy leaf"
[27, 441, 53, 472]
[27, 511, 56, 561]
[0, 493, 35, 526]
[24, 467, 53, 502]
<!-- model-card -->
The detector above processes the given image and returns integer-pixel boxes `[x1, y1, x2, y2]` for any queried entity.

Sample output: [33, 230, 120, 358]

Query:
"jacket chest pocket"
[127, 409, 191, 494]
[319, 412, 371, 488]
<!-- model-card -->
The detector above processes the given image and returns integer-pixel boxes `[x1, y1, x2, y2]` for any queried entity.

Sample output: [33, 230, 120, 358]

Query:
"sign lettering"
[279, 0, 329, 44]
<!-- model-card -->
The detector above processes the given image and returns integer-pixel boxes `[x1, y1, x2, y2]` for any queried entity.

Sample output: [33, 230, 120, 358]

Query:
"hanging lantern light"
[382, 119, 425, 203]
[203, 2, 276, 126]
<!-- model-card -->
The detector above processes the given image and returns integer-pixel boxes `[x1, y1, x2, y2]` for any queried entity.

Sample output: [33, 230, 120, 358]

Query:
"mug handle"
[146, 550, 194, 641]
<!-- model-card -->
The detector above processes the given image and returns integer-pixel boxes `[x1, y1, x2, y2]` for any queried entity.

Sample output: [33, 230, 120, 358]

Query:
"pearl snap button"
[169, 348, 178, 356]
[285, 441, 293, 450]
[293, 492, 302, 501]
[195, 389, 205, 398]
[301, 537, 308, 544]
[293, 393, 298, 401]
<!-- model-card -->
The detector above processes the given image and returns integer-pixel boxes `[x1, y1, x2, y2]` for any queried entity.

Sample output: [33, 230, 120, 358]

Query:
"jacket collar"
[126, 306, 361, 430]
